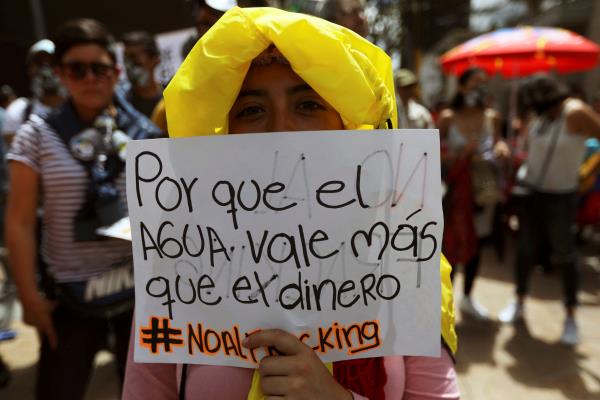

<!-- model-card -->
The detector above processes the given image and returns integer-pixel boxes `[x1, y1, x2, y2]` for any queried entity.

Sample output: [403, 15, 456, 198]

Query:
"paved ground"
[0, 238, 599, 400]
[453, 243, 600, 400]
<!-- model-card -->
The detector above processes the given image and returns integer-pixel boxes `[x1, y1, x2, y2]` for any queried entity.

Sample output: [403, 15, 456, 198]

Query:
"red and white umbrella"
[440, 26, 600, 77]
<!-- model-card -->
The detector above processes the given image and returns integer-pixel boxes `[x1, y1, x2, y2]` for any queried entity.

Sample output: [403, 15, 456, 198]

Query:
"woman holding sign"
[124, 7, 459, 400]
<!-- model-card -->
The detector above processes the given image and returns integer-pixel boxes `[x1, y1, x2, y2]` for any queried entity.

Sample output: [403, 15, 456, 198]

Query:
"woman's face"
[228, 63, 344, 134]
[459, 70, 488, 109]
[56, 43, 118, 113]
[460, 70, 487, 93]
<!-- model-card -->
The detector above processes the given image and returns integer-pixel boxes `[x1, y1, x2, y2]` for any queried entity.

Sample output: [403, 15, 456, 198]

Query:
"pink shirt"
[123, 336, 460, 400]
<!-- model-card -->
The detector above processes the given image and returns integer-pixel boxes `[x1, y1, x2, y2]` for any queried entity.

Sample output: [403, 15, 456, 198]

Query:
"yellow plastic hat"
[164, 6, 398, 136]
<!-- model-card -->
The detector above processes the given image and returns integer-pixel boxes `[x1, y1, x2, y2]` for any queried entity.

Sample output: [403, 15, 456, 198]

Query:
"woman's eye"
[297, 100, 326, 111]
[235, 105, 265, 118]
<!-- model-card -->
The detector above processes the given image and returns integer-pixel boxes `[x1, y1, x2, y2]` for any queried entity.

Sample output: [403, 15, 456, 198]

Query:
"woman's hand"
[243, 329, 352, 400]
[22, 292, 58, 349]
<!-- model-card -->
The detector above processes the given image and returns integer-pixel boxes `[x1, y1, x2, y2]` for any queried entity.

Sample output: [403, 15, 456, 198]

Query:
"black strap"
[179, 364, 188, 400]
[22, 98, 34, 123]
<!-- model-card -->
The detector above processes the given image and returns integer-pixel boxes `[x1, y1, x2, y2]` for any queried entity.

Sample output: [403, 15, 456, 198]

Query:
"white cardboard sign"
[154, 28, 195, 85]
[127, 130, 443, 367]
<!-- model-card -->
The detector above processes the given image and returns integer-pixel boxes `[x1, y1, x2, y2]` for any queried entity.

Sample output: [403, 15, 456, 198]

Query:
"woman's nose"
[267, 109, 293, 132]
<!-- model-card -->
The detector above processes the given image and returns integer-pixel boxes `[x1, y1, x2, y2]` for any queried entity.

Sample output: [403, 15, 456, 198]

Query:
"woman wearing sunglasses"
[123, 8, 459, 400]
[6, 18, 161, 399]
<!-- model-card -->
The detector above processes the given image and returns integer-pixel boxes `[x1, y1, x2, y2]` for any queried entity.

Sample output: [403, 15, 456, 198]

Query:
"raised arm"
[566, 100, 600, 138]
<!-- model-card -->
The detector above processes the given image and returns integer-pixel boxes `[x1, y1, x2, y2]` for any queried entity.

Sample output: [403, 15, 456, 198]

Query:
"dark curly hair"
[518, 73, 568, 115]
[53, 18, 116, 65]
[450, 67, 487, 111]
[122, 31, 160, 58]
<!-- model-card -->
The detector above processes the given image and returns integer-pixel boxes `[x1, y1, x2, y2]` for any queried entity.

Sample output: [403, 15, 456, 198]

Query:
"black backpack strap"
[21, 97, 33, 123]
[22, 98, 34, 123]
[179, 364, 188, 400]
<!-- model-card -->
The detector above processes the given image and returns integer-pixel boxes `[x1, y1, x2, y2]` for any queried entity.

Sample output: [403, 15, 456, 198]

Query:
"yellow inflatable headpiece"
[164, 9, 457, 397]
[165, 6, 398, 135]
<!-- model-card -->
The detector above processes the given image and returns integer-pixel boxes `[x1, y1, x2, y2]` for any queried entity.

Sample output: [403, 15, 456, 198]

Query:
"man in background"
[395, 69, 434, 129]
[1, 40, 64, 148]
[0, 86, 16, 123]
[152, 0, 237, 135]
[122, 31, 163, 118]
[181, 0, 238, 58]
[320, 0, 368, 38]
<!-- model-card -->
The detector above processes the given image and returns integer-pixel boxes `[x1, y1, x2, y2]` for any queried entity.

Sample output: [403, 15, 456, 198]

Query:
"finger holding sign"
[243, 329, 352, 400]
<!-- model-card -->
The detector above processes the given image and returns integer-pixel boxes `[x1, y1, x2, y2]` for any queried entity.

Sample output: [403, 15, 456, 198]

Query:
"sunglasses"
[62, 61, 115, 80]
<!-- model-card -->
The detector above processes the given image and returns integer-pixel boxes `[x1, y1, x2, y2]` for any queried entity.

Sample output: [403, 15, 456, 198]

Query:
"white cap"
[28, 39, 55, 56]
[205, 0, 237, 12]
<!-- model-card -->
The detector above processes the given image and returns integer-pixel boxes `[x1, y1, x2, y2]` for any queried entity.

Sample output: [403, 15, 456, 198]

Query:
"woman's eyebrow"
[237, 89, 267, 98]
[287, 84, 313, 95]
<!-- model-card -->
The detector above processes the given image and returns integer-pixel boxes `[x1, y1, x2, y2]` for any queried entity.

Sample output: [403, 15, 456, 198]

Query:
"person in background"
[438, 67, 509, 320]
[499, 74, 600, 345]
[0, 85, 16, 120]
[123, 7, 459, 400]
[6, 18, 161, 399]
[122, 31, 163, 118]
[151, 0, 237, 135]
[0, 84, 16, 388]
[0, 84, 16, 227]
[2, 40, 64, 148]
[0, 84, 16, 182]
[0, 85, 16, 163]
[181, 0, 238, 58]
[395, 69, 434, 130]
[320, 0, 368, 38]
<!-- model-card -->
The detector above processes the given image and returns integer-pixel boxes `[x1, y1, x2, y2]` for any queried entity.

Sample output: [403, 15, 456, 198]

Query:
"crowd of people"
[0, 0, 598, 398]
